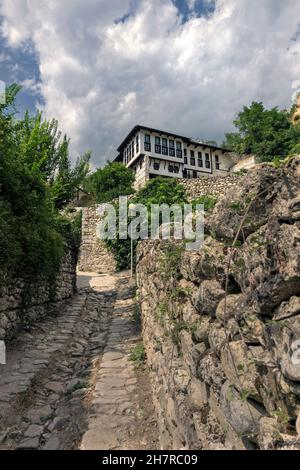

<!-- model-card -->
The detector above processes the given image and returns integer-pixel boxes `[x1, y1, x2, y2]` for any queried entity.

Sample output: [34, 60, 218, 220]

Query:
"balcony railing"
[162, 146, 168, 155]
[155, 145, 161, 154]
[144, 142, 151, 152]
[169, 148, 175, 157]
[176, 150, 182, 158]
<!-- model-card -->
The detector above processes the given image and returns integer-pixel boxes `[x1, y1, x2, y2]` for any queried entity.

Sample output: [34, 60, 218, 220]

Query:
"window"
[191, 157, 195, 166]
[174, 166, 179, 174]
[191, 150, 195, 157]
[144, 134, 151, 151]
[193, 170, 197, 178]
[176, 142, 182, 158]
[153, 162, 160, 170]
[155, 136, 161, 154]
[215, 155, 220, 170]
[198, 152, 203, 167]
[184, 149, 187, 156]
[184, 157, 187, 164]
[205, 153, 211, 169]
[168, 165, 174, 173]
[136, 135, 139, 153]
[169, 140, 175, 156]
[162, 138, 168, 155]
[131, 141, 134, 156]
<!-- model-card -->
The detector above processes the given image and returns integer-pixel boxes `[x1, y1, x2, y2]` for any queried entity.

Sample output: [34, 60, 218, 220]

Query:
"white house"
[115, 125, 236, 189]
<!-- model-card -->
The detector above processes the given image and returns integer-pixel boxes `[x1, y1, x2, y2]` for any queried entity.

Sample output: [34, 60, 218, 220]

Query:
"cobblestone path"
[0, 272, 158, 450]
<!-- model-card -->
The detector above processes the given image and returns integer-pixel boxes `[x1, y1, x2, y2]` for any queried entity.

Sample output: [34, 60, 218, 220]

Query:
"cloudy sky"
[0, 0, 299, 167]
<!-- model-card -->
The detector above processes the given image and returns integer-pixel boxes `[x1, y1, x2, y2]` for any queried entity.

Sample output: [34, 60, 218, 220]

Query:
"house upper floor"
[115, 125, 235, 176]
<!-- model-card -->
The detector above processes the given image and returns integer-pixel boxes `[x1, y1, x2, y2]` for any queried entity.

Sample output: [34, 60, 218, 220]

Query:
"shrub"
[129, 343, 146, 366]
[191, 195, 218, 212]
[105, 177, 187, 271]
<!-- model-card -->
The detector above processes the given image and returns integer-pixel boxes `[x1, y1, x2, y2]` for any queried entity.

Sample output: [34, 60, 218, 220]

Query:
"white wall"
[121, 128, 234, 184]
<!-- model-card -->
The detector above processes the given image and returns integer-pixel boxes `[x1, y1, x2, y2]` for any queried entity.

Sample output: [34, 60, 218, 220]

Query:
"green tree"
[85, 161, 135, 203]
[50, 149, 91, 209]
[224, 101, 300, 161]
[12, 111, 90, 208]
[0, 84, 86, 280]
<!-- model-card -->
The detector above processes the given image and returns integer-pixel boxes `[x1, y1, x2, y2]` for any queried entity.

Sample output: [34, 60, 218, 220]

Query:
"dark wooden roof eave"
[116, 124, 231, 154]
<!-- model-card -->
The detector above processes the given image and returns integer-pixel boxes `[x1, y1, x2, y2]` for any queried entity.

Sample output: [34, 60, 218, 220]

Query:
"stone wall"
[77, 205, 116, 273]
[181, 173, 244, 200]
[0, 249, 77, 341]
[136, 156, 300, 450]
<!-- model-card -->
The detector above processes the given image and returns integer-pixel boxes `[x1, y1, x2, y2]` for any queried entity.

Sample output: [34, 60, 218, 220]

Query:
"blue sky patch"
[172, 0, 216, 22]
[0, 23, 42, 116]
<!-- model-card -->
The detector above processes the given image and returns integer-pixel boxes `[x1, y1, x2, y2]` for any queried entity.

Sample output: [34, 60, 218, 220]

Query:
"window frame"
[205, 153, 211, 169]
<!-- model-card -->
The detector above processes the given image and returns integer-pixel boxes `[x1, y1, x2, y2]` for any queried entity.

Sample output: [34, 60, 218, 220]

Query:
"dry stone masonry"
[182, 173, 244, 200]
[137, 156, 300, 450]
[0, 249, 77, 341]
[0, 272, 157, 450]
[77, 206, 116, 273]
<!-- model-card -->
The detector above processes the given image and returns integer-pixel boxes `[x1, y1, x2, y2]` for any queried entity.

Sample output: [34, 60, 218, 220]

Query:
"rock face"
[77, 205, 116, 273]
[0, 248, 77, 341]
[136, 156, 300, 450]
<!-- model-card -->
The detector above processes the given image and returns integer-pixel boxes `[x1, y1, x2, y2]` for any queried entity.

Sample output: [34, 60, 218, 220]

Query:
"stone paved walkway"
[0, 272, 158, 450]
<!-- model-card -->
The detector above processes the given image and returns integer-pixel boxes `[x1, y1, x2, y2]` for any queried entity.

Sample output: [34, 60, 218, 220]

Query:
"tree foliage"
[85, 161, 135, 203]
[105, 177, 187, 271]
[134, 177, 187, 208]
[224, 101, 300, 161]
[0, 84, 87, 279]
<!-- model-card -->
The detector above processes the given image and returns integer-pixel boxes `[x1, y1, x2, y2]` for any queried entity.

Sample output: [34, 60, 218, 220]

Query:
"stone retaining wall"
[181, 173, 244, 200]
[0, 249, 77, 341]
[77, 205, 116, 273]
[136, 157, 300, 450]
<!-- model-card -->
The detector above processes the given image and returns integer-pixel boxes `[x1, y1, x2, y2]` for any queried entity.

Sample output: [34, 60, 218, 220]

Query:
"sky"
[0, 0, 299, 167]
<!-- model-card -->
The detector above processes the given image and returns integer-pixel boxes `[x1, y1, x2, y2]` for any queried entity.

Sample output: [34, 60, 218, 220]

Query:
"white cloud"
[1, 0, 300, 165]
[20, 77, 41, 95]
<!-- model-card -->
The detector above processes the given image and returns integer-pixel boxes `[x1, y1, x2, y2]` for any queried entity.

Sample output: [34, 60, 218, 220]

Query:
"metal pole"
[130, 224, 133, 279]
